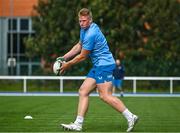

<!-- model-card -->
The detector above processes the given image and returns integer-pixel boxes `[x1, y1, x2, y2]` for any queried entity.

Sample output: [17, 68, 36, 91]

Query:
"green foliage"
[25, 0, 180, 76]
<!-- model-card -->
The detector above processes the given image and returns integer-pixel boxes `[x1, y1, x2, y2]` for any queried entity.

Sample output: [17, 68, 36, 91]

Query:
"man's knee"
[79, 87, 88, 97]
[99, 94, 109, 102]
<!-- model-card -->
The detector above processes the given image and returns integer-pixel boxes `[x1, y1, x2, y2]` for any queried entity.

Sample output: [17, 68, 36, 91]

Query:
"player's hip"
[87, 64, 115, 84]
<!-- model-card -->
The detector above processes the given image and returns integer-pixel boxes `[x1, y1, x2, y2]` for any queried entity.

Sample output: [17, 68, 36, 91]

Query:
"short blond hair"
[78, 8, 93, 20]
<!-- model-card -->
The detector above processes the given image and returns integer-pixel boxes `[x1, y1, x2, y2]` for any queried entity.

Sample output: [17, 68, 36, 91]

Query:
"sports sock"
[74, 116, 84, 125]
[122, 108, 133, 121]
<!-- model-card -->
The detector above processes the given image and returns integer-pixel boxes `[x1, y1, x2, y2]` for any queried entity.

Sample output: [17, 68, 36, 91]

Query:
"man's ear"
[90, 18, 93, 23]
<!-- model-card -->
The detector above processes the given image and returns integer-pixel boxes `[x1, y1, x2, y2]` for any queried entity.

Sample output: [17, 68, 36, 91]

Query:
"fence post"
[133, 78, 137, 94]
[60, 78, 63, 93]
[170, 78, 173, 94]
[23, 77, 27, 93]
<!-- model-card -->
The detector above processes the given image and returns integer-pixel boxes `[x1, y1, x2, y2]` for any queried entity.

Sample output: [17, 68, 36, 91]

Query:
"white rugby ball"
[53, 60, 61, 75]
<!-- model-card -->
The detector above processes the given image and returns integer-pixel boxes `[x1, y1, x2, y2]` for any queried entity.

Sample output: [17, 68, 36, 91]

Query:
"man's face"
[79, 15, 91, 29]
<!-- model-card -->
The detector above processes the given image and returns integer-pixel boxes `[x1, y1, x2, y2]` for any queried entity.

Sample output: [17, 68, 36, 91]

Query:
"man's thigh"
[97, 81, 113, 94]
[79, 77, 96, 94]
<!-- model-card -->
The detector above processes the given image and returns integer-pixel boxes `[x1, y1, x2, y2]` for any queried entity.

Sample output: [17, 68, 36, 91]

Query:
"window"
[20, 19, 29, 31]
[20, 33, 29, 53]
[8, 19, 17, 31]
[7, 33, 18, 55]
[7, 17, 39, 75]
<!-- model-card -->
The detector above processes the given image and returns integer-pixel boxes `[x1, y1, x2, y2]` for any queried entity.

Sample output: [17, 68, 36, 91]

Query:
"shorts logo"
[107, 74, 113, 78]
[98, 76, 102, 79]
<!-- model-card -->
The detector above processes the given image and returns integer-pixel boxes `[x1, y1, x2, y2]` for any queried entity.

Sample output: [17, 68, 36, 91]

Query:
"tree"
[25, 0, 180, 76]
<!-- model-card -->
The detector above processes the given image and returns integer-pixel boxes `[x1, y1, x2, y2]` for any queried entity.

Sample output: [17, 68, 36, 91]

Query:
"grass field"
[0, 96, 180, 132]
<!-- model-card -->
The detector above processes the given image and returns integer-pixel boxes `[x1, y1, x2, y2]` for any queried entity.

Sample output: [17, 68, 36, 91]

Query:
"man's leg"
[76, 77, 96, 117]
[97, 81, 138, 132]
[118, 80, 124, 97]
[61, 78, 96, 131]
[97, 82, 126, 112]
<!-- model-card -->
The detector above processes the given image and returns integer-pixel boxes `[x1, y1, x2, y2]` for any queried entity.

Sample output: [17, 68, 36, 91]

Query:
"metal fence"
[0, 76, 180, 94]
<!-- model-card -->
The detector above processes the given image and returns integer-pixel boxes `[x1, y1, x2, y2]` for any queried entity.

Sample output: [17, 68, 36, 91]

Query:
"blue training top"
[80, 23, 115, 66]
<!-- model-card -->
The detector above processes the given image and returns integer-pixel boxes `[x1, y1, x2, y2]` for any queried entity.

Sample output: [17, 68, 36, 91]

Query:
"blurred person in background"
[58, 8, 138, 132]
[113, 57, 125, 97]
[113, 51, 125, 97]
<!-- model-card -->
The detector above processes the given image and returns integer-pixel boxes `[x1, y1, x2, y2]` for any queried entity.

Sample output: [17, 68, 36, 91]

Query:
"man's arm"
[63, 41, 82, 61]
[60, 48, 90, 74]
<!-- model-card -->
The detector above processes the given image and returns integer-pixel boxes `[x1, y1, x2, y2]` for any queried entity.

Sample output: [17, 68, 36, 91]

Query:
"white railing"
[0, 76, 180, 94]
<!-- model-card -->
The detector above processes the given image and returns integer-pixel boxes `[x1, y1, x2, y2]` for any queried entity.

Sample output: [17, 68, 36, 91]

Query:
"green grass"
[0, 96, 180, 132]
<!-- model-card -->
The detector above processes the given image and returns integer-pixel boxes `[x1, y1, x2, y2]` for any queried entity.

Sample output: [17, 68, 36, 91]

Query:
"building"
[0, 0, 40, 75]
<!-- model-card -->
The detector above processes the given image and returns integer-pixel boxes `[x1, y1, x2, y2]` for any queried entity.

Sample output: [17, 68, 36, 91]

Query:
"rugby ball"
[53, 60, 61, 75]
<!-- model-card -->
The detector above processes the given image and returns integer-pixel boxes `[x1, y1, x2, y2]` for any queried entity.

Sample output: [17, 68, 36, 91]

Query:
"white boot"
[61, 122, 82, 131]
[126, 115, 139, 132]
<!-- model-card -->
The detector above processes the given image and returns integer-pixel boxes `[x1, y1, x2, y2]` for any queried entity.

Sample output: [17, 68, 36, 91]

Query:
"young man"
[58, 8, 138, 132]
[113, 59, 125, 97]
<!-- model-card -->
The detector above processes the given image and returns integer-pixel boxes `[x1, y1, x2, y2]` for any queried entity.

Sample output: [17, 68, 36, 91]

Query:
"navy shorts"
[87, 64, 115, 84]
[113, 79, 123, 89]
